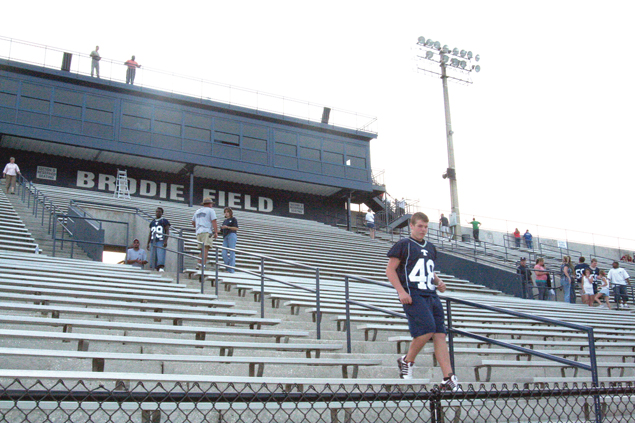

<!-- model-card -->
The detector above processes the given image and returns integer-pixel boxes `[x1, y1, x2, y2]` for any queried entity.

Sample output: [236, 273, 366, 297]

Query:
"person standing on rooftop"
[124, 55, 141, 85]
[90, 46, 100, 78]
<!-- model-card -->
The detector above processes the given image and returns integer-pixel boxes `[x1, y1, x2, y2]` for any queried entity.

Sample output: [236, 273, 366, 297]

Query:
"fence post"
[445, 299, 455, 375]
[345, 275, 352, 354]
[213, 247, 219, 296]
[52, 215, 57, 257]
[315, 268, 321, 340]
[587, 328, 602, 423]
[260, 257, 265, 319]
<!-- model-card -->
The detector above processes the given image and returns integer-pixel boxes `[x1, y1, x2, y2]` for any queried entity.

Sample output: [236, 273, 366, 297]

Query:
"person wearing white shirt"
[192, 198, 218, 269]
[607, 261, 630, 308]
[2, 157, 21, 194]
[365, 209, 375, 240]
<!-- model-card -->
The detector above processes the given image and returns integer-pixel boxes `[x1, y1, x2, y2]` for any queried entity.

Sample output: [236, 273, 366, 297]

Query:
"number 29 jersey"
[387, 237, 438, 295]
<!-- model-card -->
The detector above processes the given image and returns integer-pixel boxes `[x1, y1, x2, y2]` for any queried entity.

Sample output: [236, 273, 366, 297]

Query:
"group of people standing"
[125, 201, 239, 273]
[517, 255, 631, 309]
[512, 228, 533, 249]
[89, 45, 142, 85]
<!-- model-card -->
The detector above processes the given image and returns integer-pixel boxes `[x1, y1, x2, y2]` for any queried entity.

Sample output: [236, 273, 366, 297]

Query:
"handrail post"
[214, 247, 219, 297]
[260, 257, 265, 319]
[587, 327, 602, 423]
[52, 214, 57, 257]
[315, 268, 321, 340]
[201, 250, 206, 295]
[345, 276, 352, 354]
[445, 299, 455, 375]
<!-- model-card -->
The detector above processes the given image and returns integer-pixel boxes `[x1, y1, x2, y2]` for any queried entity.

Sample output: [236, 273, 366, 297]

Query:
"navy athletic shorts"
[402, 289, 446, 338]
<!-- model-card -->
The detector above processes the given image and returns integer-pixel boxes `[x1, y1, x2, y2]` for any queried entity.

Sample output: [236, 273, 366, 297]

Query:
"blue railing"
[0, 35, 377, 134]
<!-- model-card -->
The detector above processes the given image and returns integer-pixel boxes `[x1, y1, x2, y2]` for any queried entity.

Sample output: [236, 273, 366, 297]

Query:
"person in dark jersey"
[386, 212, 460, 391]
[147, 207, 170, 271]
[574, 257, 590, 304]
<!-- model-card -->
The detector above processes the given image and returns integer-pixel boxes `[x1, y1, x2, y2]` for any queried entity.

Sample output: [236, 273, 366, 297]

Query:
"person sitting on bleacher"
[125, 238, 148, 269]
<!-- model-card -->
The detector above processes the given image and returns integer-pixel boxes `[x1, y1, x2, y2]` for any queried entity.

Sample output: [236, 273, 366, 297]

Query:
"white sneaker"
[440, 373, 461, 392]
[397, 355, 414, 379]
[159, 268, 165, 272]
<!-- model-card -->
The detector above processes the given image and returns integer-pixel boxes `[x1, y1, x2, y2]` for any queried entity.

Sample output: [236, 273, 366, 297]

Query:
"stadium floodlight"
[413, 36, 482, 241]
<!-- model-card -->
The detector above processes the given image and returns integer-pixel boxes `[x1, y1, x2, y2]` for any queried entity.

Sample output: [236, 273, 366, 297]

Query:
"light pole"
[414, 36, 481, 241]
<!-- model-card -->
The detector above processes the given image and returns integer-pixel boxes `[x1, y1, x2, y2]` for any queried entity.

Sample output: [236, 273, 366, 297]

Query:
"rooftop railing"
[0, 35, 377, 134]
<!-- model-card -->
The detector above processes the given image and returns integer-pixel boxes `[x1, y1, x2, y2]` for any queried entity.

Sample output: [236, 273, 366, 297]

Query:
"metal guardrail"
[0, 35, 377, 134]
[340, 273, 603, 422]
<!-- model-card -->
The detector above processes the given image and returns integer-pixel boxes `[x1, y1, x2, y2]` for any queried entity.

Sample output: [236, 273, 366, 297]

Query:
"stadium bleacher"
[0, 181, 632, 391]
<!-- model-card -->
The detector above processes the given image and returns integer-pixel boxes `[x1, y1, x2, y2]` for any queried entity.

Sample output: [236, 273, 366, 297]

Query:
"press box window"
[215, 118, 241, 146]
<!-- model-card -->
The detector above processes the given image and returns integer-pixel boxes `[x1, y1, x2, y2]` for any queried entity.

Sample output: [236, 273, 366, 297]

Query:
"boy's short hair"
[579, 257, 585, 263]
[410, 212, 429, 225]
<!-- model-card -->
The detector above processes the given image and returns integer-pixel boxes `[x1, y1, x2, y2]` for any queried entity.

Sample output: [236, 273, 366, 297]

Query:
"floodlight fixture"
[434, 41, 441, 49]
[452, 48, 459, 56]
[467, 51, 473, 59]
[450, 58, 459, 67]
[475, 54, 480, 62]
[474, 65, 481, 72]
[460, 50, 466, 58]
[425, 51, 434, 59]
[460, 60, 467, 69]
[426, 39, 434, 47]
[418, 36, 425, 45]
[442, 45, 449, 53]
[441, 55, 449, 63]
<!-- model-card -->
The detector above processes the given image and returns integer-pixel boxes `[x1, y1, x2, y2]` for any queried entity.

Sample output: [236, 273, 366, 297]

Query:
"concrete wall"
[80, 206, 177, 271]
[436, 251, 524, 298]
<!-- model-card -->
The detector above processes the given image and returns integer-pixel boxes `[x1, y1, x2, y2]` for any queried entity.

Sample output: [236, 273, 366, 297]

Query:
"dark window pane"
[323, 151, 344, 165]
[155, 120, 181, 137]
[243, 124, 267, 140]
[215, 131, 240, 146]
[347, 156, 366, 168]
[53, 102, 82, 119]
[274, 130, 296, 145]
[21, 83, 51, 100]
[86, 108, 113, 125]
[122, 114, 150, 131]
[299, 147, 320, 161]
[215, 118, 240, 134]
[276, 142, 297, 156]
[184, 126, 211, 141]
[243, 136, 267, 151]
[20, 97, 49, 113]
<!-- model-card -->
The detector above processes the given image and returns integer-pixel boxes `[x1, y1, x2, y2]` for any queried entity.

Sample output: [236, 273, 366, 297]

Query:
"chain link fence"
[0, 379, 634, 422]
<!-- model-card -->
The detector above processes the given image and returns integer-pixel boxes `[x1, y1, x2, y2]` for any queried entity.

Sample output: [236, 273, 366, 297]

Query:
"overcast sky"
[3, 1, 634, 250]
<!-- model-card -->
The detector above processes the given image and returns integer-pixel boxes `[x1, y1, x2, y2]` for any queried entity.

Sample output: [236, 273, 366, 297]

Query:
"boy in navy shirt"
[386, 212, 460, 391]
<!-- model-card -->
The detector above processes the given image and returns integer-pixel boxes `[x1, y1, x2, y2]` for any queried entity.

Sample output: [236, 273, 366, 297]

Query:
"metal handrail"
[340, 273, 600, 387]
[173, 229, 322, 339]
[0, 35, 377, 134]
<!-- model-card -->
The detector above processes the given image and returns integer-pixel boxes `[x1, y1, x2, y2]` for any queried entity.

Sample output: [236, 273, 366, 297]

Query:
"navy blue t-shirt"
[387, 237, 438, 295]
[149, 218, 170, 241]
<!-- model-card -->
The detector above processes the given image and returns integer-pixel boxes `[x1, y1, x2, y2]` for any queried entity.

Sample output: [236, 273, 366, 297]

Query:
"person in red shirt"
[124, 55, 141, 85]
